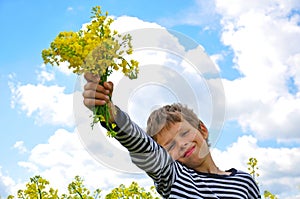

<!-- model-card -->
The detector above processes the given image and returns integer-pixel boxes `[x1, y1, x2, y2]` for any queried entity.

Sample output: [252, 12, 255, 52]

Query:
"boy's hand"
[82, 72, 114, 109]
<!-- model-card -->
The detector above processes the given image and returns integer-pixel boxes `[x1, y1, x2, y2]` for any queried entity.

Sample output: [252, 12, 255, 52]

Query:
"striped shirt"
[108, 107, 261, 199]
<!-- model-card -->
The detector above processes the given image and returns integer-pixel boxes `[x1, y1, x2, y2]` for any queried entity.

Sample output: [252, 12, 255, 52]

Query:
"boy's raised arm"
[82, 73, 175, 197]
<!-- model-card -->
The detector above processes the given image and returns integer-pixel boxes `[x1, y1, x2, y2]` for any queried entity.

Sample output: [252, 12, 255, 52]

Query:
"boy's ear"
[199, 121, 208, 139]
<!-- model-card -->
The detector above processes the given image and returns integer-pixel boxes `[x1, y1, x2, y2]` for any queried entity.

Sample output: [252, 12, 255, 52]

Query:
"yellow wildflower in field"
[41, 6, 139, 136]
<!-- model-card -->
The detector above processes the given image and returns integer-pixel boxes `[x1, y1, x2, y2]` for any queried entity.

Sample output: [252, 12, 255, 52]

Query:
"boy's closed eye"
[166, 141, 176, 151]
[165, 130, 190, 151]
[180, 130, 190, 137]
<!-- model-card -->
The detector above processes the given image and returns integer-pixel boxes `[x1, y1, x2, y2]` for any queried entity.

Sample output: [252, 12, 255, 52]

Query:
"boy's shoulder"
[232, 169, 254, 177]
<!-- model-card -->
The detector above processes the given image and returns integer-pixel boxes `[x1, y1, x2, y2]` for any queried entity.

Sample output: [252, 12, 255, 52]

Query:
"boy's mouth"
[184, 146, 195, 158]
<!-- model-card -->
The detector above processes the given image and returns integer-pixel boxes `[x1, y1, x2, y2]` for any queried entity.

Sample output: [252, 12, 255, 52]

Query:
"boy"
[83, 73, 261, 198]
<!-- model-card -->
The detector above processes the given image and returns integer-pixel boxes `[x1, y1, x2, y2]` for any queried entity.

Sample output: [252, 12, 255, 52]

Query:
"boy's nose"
[179, 141, 188, 152]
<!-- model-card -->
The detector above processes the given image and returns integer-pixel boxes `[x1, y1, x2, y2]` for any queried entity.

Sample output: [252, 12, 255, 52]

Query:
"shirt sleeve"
[236, 170, 261, 199]
[102, 106, 175, 197]
[248, 177, 261, 199]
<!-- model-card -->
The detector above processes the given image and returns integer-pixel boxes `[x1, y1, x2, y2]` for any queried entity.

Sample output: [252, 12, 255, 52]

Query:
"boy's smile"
[156, 119, 210, 169]
[184, 145, 196, 158]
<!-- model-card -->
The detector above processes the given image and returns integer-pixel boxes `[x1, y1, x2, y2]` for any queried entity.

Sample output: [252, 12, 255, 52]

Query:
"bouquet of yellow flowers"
[42, 6, 139, 137]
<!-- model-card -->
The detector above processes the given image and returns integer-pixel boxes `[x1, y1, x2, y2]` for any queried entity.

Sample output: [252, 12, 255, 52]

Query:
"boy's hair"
[146, 103, 206, 142]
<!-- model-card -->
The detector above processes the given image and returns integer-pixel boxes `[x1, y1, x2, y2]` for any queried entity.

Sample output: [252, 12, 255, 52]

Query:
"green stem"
[71, 184, 84, 199]
[33, 178, 43, 199]
[90, 70, 117, 137]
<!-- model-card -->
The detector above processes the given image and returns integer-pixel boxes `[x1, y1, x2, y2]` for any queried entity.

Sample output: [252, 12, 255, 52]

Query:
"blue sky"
[1, 0, 300, 198]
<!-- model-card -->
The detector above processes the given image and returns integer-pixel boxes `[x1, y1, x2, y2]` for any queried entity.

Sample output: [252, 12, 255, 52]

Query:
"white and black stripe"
[109, 107, 261, 198]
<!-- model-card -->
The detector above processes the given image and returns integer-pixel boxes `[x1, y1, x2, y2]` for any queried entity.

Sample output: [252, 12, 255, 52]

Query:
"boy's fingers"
[104, 81, 114, 94]
[82, 90, 110, 101]
[84, 82, 110, 94]
[84, 72, 100, 83]
[84, 82, 98, 91]
[83, 98, 107, 107]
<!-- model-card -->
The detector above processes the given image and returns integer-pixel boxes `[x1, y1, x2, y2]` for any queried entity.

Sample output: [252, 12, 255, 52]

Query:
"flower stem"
[91, 71, 117, 137]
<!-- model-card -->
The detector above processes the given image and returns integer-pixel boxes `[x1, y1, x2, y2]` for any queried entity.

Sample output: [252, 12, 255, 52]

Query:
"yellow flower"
[42, 6, 139, 136]
[121, 59, 127, 68]
[126, 48, 133, 54]
[99, 115, 105, 122]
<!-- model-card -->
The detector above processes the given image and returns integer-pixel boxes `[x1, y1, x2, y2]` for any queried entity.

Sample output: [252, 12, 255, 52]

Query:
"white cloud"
[36, 64, 55, 83]
[216, 0, 300, 18]
[287, 53, 300, 89]
[210, 54, 222, 72]
[212, 135, 300, 198]
[56, 61, 74, 76]
[15, 128, 152, 196]
[13, 141, 28, 154]
[214, 0, 300, 142]
[17, 162, 39, 174]
[111, 16, 162, 33]
[0, 167, 16, 197]
[10, 81, 74, 127]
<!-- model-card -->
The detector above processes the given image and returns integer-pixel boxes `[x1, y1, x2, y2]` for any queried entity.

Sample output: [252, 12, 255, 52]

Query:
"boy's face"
[156, 119, 209, 169]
